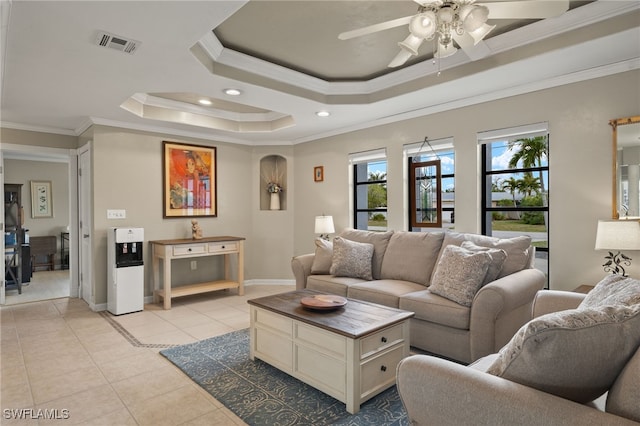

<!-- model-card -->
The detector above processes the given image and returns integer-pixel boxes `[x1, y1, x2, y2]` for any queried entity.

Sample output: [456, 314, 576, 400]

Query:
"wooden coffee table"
[248, 289, 414, 414]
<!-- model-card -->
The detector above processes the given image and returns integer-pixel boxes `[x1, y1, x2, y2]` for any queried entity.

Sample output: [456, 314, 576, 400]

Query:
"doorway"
[1, 144, 78, 306]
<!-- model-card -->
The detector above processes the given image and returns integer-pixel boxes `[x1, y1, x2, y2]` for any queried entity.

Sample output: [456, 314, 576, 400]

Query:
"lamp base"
[603, 251, 631, 277]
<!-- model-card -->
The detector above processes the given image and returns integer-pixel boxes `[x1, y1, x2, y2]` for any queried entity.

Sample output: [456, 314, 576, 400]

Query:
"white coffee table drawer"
[254, 308, 293, 337]
[360, 345, 405, 398]
[360, 323, 405, 358]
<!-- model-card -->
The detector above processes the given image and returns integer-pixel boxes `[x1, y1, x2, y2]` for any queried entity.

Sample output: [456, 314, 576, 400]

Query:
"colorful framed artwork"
[163, 141, 217, 218]
[314, 166, 324, 182]
[30, 180, 53, 218]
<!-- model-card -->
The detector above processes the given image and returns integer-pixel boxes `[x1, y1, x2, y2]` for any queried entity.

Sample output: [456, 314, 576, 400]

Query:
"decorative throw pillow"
[579, 275, 640, 308]
[436, 232, 532, 278]
[329, 237, 374, 280]
[339, 229, 393, 279]
[310, 238, 333, 274]
[487, 304, 640, 403]
[460, 241, 507, 285]
[380, 231, 444, 285]
[429, 245, 492, 307]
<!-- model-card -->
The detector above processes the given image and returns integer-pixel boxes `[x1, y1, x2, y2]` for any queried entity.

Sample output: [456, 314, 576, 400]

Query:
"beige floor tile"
[88, 343, 149, 367]
[35, 384, 126, 426]
[127, 385, 217, 425]
[1, 364, 30, 391]
[98, 349, 168, 383]
[180, 408, 247, 426]
[111, 364, 193, 405]
[137, 329, 197, 346]
[159, 311, 213, 329]
[25, 351, 97, 383]
[0, 382, 33, 409]
[124, 320, 180, 339]
[182, 321, 234, 340]
[30, 365, 108, 404]
[14, 318, 69, 338]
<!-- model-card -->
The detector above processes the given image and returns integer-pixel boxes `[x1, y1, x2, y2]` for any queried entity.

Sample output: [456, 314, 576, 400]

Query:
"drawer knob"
[222, 245, 225, 249]
[188, 248, 192, 252]
[381, 337, 387, 343]
[380, 365, 387, 372]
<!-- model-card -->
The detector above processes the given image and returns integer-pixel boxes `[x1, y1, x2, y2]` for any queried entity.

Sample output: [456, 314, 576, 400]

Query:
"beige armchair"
[396, 290, 640, 425]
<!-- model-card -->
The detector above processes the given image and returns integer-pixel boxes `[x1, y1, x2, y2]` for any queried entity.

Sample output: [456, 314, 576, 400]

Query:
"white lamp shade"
[398, 34, 424, 56]
[595, 220, 640, 250]
[468, 23, 496, 44]
[409, 12, 436, 39]
[462, 5, 489, 32]
[434, 41, 457, 58]
[315, 216, 335, 234]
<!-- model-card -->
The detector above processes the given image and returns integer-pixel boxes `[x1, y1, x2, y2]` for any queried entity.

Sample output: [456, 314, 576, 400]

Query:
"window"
[350, 149, 387, 231]
[405, 139, 454, 231]
[479, 123, 549, 282]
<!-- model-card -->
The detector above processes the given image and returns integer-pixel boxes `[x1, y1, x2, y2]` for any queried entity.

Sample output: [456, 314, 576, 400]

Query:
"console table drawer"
[360, 323, 405, 358]
[208, 242, 239, 254]
[172, 244, 207, 256]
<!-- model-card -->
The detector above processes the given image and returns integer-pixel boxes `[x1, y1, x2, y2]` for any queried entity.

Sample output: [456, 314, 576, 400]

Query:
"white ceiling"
[1, 0, 639, 146]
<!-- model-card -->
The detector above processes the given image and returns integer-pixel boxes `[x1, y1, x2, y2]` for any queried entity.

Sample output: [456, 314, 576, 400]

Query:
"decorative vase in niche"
[270, 192, 280, 210]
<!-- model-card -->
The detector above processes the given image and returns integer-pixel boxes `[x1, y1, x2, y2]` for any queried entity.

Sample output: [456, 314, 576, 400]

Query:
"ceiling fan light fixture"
[437, 6, 454, 24]
[409, 12, 436, 39]
[468, 23, 496, 44]
[434, 41, 457, 59]
[462, 5, 489, 33]
[398, 34, 424, 56]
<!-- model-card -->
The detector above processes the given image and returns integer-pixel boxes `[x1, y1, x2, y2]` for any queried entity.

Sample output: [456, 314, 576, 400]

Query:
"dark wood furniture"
[30, 235, 57, 272]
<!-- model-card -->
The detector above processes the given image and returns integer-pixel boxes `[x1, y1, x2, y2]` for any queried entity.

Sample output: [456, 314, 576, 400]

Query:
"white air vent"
[95, 31, 140, 54]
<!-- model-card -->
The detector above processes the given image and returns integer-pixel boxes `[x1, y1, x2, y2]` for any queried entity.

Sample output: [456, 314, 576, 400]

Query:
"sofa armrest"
[532, 290, 585, 318]
[396, 354, 635, 426]
[291, 253, 315, 290]
[469, 268, 546, 360]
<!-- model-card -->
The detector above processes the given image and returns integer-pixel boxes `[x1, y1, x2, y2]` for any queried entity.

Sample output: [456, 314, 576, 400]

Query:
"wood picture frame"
[30, 180, 53, 218]
[163, 141, 217, 218]
[314, 166, 324, 182]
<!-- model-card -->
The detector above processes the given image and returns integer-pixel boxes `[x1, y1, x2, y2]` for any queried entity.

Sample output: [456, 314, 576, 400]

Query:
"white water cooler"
[107, 227, 144, 315]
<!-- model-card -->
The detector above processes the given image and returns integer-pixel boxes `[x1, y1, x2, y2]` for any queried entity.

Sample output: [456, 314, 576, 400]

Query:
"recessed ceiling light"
[224, 88, 242, 96]
[316, 111, 330, 117]
[198, 99, 212, 106]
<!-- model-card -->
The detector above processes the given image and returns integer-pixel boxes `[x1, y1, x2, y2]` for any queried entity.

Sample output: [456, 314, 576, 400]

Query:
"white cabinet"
[249, 305, 410, 414]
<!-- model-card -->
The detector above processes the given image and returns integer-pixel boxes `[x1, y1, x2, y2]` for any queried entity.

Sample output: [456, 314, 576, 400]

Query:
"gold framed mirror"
[611, 115, 640, 219]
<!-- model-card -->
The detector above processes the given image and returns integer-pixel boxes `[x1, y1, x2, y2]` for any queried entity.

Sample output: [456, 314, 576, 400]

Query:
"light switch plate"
[107, 209, 126, 219]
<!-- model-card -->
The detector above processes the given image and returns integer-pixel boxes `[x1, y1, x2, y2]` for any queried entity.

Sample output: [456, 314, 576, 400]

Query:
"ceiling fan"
[339, 0, 570, 67]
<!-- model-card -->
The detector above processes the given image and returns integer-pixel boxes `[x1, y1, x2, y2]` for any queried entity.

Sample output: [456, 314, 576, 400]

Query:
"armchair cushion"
[429, 245, 492, 307]
[580, 275, 640, 308]
[329, 237, 374, 280]
[487, 304, 640, 403]
[310, 238, 333, 274]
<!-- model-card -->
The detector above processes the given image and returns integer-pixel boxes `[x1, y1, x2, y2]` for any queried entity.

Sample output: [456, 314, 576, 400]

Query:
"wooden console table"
[149, 236, 245, 309]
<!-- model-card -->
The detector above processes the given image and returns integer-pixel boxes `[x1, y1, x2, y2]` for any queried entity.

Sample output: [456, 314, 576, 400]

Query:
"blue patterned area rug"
[160, 329, 408, 425]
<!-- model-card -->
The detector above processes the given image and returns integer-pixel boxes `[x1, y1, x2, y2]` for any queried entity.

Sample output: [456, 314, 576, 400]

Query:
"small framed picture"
[314, 166, 324, 182]
[30, 180, 53, 218]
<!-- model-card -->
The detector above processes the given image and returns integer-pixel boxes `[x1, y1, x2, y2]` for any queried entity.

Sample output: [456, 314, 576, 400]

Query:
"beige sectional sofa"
[291, 229, 546, 363]
[397, 282, 640, 425]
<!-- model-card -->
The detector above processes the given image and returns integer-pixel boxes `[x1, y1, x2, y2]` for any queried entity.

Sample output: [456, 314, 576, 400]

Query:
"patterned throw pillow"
[579, 274, 640, 308]
[329, 237, 374, 280]
[310, 238, 333, 274]
[486, 304, 640, 403]
[460, 241, 507, 285]
[429, 245, 492, 307]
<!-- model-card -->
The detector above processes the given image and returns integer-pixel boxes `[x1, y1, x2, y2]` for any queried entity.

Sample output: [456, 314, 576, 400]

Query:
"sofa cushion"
[330, 237, 374, 280]
[307, 275, 366, 297]
[348, 280, 426, 308]
[486, 304, 640, 403]
[310, 238, 333, 274]
[399, 289, 471, 330]
[436, 232, 531, 278]
[579, 274, 640, 308]
[607, 346, 640, 422]
[460, 241, 507, 285]
[380, 231, 444, 285]
[340, 229, 393, 279]
[429, 245, 492, 307]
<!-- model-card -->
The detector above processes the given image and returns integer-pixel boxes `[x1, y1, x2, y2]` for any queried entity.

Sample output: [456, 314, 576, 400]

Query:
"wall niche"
[260, 155, 286, 211]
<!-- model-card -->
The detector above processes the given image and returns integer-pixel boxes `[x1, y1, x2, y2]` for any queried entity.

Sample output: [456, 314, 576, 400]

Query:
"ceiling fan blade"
[481, 1, 569, 19]
[412, 0, 441, 6]
[338, 16, 412, 40]
[388, 49, 413, 68]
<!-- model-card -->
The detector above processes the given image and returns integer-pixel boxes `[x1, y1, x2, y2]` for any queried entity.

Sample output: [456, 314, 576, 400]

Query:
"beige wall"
[2, 69, 639, 303]
[292, 70, 640, 291]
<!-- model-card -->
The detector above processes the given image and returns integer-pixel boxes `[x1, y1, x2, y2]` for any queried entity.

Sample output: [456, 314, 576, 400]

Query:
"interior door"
[78, 144, 93, 305]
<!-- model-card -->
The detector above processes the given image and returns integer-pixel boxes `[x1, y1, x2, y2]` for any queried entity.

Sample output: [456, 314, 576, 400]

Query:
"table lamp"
[315, 215, 335, 240]
[595, 220, 640, 277]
